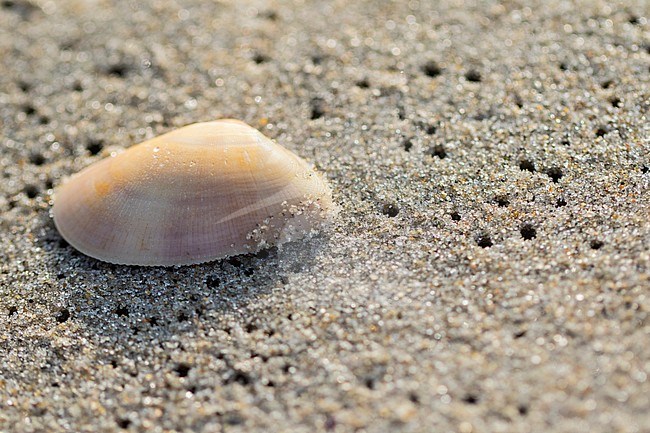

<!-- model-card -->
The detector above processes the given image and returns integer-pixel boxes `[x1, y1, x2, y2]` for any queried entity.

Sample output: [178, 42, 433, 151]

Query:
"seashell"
[52, 120, 335, 266]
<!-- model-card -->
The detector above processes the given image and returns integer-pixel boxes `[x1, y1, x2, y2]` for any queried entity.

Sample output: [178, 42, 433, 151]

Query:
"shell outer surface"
[52, 120, 335, 266]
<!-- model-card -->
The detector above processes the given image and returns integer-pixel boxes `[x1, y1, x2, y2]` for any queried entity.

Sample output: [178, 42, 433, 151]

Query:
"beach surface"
[0, 0, 649, 432]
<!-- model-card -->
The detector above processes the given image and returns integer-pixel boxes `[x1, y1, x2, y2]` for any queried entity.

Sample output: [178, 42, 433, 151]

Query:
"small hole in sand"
[465, 69, 481, 82]
[427, 144, 446, 159]
[519, 159, 535, 172]
[382, 203, 399, 217]
[595, 126, 610, 137]
[422, 60, 442, 77]
[18, 80, 30, 92]
[495, 196, 509, 207]
[261, 10, 278, 20]
[590, 240, 604, 250]
[106, 63, 129, 77]
[173, 363, 191, 377]
[363, 377, 376, 389]
[477, 235, 493, 248]
[55, 308, 70, 323]
[402, 137, 413, 152]
[310, 98, 325, 119]
[23, 104, 36, 116]
[252, 53, 269, 64]
[24, 185, 39, 198]
[86, 139, 103, 156]
[116, 418, 131, 429]
[29, 153, 45, 166]
[520, 224, 536, 240]
[518, 404, 529, 416]
[355, 78, 370, 88]
[462, 394, 479, 404]
[114, 306, 129, 317]
[546, 167, 563, 183]
[226, 370, 252, 386]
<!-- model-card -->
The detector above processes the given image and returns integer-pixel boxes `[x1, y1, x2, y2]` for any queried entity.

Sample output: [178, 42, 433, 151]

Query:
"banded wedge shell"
[52, 120, 334, 266]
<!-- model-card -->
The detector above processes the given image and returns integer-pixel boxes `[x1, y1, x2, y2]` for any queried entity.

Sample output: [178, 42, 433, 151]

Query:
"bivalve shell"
[52, 120, 334, 266]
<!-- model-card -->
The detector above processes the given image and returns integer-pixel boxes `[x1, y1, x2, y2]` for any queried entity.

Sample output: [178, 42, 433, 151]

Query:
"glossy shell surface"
[52, 120, 334, 266]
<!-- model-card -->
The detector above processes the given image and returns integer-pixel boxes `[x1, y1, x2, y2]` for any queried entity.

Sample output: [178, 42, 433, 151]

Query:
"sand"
[0, 0, 648, 432]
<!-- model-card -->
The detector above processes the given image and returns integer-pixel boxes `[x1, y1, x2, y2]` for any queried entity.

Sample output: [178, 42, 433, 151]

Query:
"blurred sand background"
[0, 0, 649, 432]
